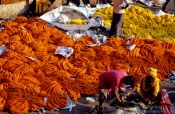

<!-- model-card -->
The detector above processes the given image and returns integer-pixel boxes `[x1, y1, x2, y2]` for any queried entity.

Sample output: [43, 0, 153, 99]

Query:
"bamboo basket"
[0, 0, 33, 18]
[0, 0, 25, 4]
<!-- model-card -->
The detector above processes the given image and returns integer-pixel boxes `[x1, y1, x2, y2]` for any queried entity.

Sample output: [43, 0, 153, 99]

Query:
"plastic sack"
[86, 97, 95, 103]
[37, 107, 46, 114]
[57, 14, 70, 24]
[40, 6, 90, 31]
[86, 31, 107, 46]
[93, 15, 104, 26]
[88, 18, 100, 28]
[0, 45, 7, 55]
[114, 107, 144, 114]
[0, 23, 4, 32]
[126, 44, 136, 51]
[54, 46, 74, 58]
[66, 30, 85, 41]
[62, 95, 76, 112]
[168, 71, 175, 80]
[154, 10, 170, 16]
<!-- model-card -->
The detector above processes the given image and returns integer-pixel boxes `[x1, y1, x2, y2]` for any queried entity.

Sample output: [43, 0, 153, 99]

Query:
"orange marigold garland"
[0, 16, 174, 113]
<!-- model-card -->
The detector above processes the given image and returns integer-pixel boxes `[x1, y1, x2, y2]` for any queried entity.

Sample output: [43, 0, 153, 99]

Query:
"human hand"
[118, 99, 125, 106]
[121, 96, 126, 103]
[123, 93, 128, 99]
[148, 101, 152, 105]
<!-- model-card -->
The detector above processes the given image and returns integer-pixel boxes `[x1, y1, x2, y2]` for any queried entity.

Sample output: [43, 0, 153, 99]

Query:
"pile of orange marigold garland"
[0, 17, 175, 113]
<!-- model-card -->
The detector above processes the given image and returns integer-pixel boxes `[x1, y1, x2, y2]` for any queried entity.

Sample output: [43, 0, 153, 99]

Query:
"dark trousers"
[109, 13, 124, 37]
[162, 0, 171, 11]
[98, 87, 116, 114]
[98, 87, 124, 114]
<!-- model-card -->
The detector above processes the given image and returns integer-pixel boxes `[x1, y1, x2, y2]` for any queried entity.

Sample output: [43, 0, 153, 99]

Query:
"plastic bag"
[0, 45, 7, 55]
[86, 97, 95, 103]
[55, 46, 74, 58]
[66, 30, 85, 41]
[126, 44, 136, 51]
[62, 95, 76, 112]
[0, 23, 4, 32]
[86, 31, 107, 46]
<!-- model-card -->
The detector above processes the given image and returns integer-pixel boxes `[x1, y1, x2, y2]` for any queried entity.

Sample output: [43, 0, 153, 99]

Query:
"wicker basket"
[0, 0, 25, 4]
[0, 0, 32, 18]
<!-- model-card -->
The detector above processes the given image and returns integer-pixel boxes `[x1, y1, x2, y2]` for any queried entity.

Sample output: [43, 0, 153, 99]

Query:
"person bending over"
[98, 70, 134, 113]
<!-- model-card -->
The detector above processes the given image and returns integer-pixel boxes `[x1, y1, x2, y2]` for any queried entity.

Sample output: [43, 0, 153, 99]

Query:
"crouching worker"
[124, 67, 161, 106]
[98, 70, 134, 114]
[138, 67, 161, 105]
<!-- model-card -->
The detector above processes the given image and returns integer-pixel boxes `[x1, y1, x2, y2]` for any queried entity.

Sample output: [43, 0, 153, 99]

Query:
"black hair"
[123, 76, 134, 87]
[66, 0, 80, 6]
[50, 0, 55, 3]
[145, 75, 154, 87]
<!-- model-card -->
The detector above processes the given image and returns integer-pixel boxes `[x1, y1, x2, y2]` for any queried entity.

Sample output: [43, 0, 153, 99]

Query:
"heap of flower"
[0, 17, 175, 113]
[94, 5, 175, 43]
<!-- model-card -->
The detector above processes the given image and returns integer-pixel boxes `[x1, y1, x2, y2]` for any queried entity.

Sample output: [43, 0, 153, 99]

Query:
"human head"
[122, 76, 134, 87]
[145, 75, 154, 86]
[147, 67, 157, 77]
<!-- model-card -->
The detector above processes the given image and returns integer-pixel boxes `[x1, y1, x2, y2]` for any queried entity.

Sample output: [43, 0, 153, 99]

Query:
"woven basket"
[0, 0, 32, 18]
[0, 0, 25, 4]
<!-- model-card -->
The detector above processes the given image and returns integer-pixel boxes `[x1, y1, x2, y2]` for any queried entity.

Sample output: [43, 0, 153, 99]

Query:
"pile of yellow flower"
[94, 6, 175, 43]
[94, 6, 113, 27]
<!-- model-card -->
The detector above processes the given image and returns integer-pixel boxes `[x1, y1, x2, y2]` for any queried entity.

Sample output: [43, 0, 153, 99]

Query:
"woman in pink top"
[98, 70, 134, 113]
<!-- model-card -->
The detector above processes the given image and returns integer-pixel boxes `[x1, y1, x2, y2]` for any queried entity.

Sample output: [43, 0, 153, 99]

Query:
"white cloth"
[118, 9, 125, 14]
